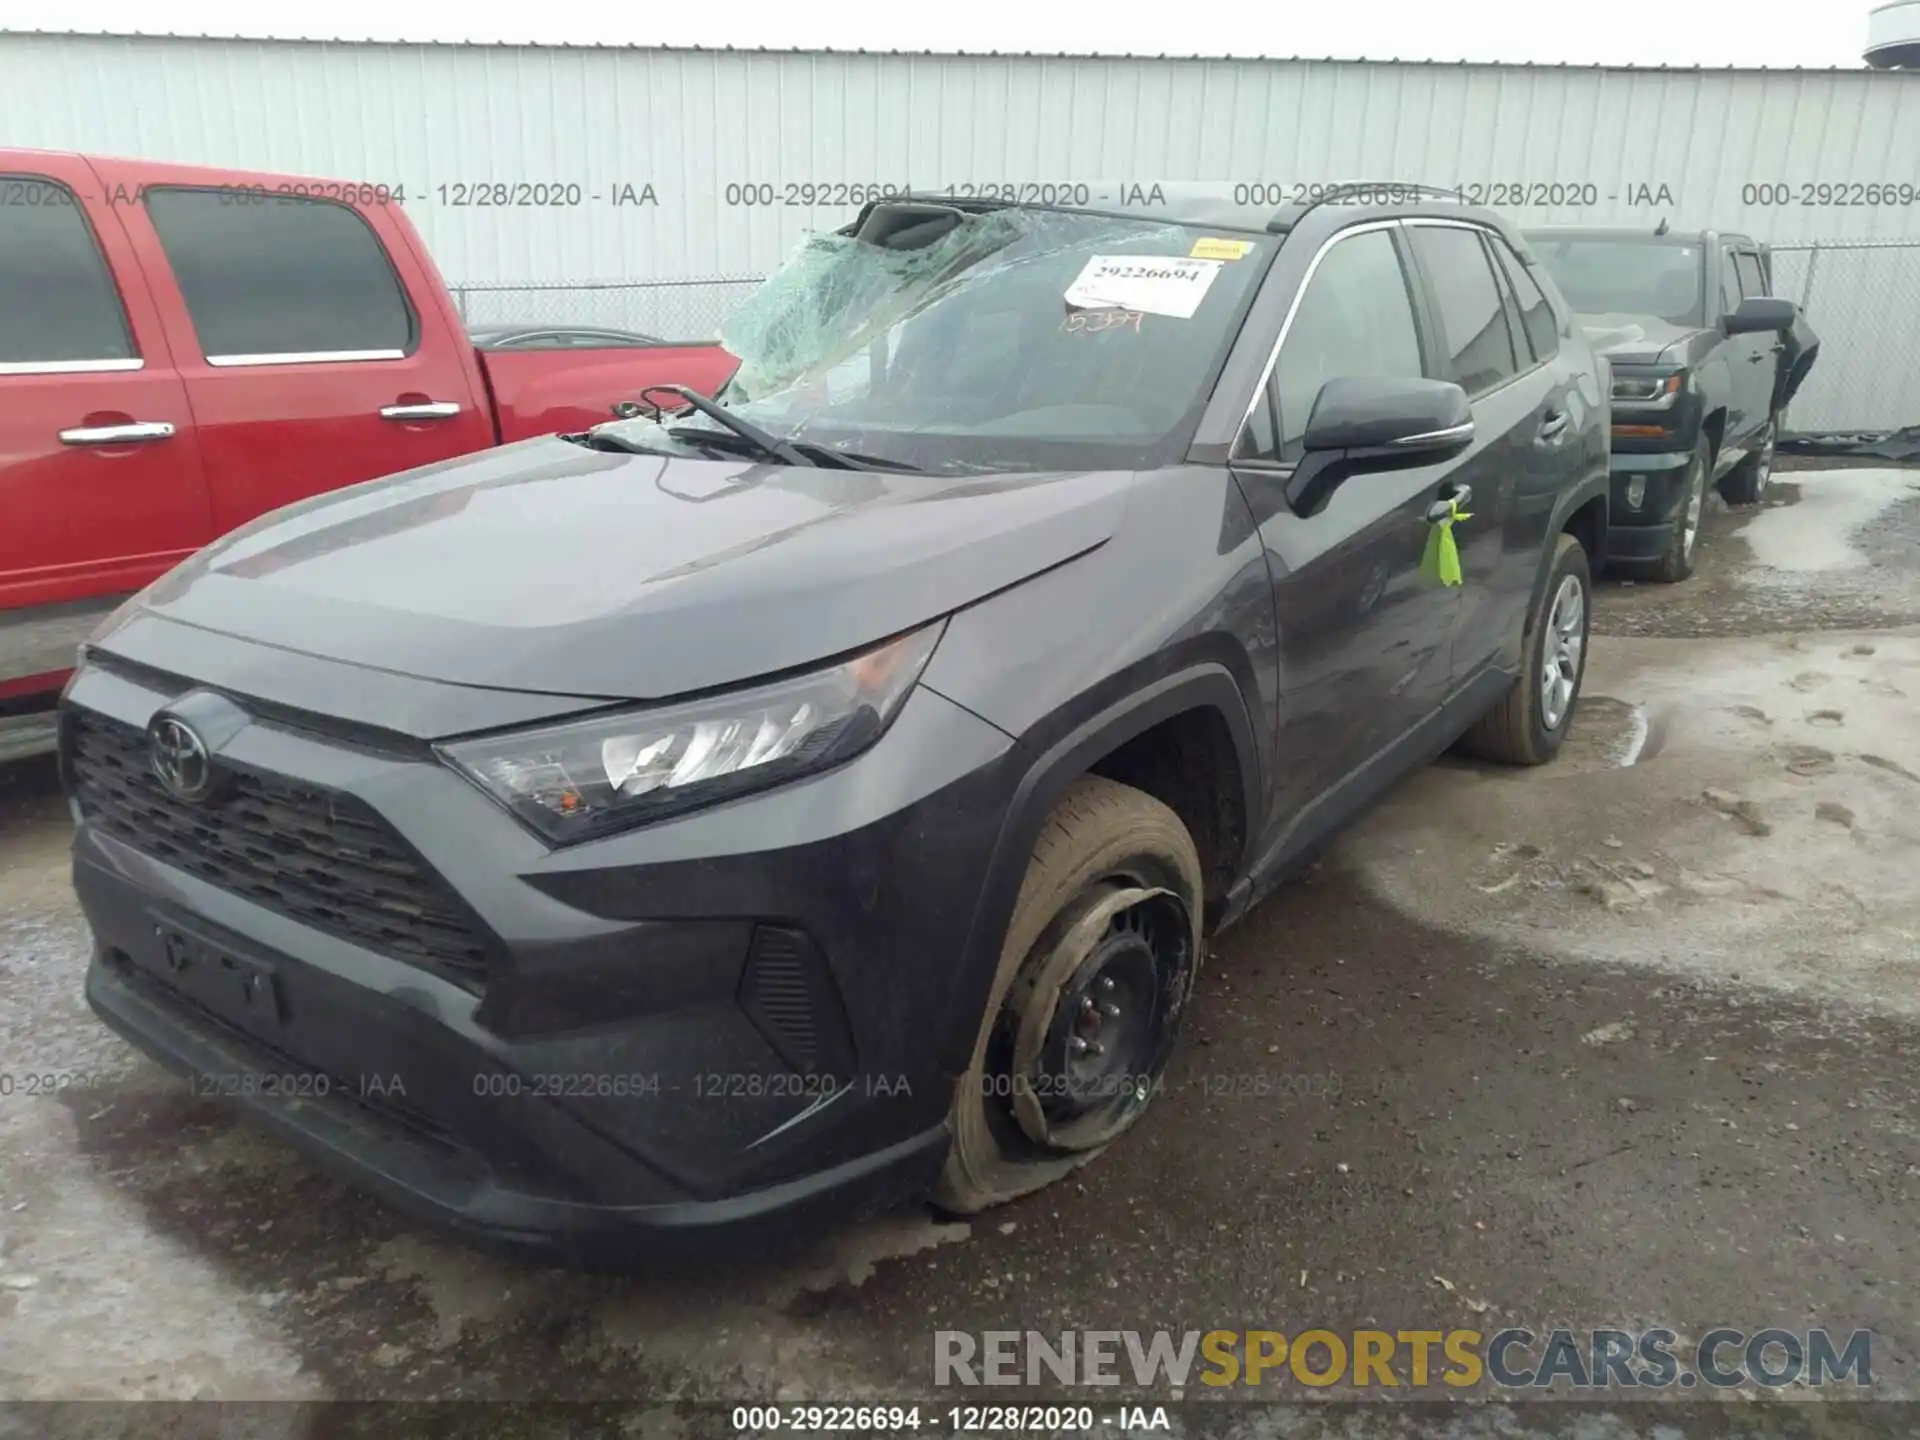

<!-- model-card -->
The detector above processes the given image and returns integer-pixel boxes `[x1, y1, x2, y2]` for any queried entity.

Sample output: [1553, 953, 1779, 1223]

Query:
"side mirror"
[1725, 297, 1795, 336]
[1301, 376, 1474, 456]
[1285, 376, 1474, 519]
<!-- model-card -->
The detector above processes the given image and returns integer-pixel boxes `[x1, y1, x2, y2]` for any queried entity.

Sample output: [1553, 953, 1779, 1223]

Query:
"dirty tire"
[932, 776, 1203, 1215]
[1718, 411, 1778, 507]
[1643, 437, 1710, 584]
[1455, 531, 1592, 767]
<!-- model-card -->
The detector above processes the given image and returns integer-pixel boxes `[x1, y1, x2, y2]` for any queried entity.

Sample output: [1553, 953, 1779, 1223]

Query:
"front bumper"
[63, 648, 1016, 1267]
[1601, 450, 1695, 562]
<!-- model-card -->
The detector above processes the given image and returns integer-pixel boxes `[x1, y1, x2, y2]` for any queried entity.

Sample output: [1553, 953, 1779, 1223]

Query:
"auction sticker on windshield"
[1191, 237, 1256, 260]
[1064, 255, 1224, 319]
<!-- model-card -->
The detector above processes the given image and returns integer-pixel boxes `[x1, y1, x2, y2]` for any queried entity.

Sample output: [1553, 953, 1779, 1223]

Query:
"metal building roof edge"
[0, 28, 1886, 72]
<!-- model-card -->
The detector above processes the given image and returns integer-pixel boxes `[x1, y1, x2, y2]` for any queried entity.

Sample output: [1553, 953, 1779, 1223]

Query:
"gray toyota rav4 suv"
[62, 184, 1610, 1266]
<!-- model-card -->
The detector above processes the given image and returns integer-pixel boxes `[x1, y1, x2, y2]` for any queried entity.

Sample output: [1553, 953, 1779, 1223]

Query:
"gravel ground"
[3, 466, 1918, 1439]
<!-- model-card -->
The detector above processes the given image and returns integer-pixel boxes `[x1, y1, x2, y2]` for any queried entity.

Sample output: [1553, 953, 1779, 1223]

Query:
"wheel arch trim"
[1526, 471, 1609, 627]
[934, 663, 1261, 1074]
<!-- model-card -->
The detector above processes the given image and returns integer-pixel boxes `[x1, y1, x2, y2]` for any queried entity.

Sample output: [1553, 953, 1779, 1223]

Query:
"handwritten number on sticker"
[1060, 309, 1145, 334]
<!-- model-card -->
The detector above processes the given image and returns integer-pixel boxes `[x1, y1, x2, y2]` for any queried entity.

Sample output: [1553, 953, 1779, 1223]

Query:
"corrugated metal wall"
[4, 33, 1918, 428]
[5, 34, 1919, 283]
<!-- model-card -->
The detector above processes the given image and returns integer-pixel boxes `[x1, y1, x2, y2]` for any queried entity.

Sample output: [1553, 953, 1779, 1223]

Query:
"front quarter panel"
[919, 463, 1272, 789]
[918, 463, 1274, 1070]
[1681, 332, 1735, 448]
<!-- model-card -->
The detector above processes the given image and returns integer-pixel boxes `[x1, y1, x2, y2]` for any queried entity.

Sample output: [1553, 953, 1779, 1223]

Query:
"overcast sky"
[0, 0, 1884, 68]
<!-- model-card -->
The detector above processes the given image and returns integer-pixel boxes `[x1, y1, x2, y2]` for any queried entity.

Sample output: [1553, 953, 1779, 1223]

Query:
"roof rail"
[1272, 180, 1472, 232]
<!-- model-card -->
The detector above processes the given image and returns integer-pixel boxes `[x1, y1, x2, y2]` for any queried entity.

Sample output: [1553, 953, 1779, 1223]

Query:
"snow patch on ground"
[1737, 468, 1920, 575]
[1341, 626, 1920, 1019]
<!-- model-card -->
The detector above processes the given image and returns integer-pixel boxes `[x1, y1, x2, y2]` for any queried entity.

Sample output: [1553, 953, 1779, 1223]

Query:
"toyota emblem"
[149, 715, 215, 802]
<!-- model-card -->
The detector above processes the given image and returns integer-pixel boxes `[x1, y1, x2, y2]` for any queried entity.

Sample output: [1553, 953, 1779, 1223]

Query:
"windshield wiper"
[664, 425, 921, 474]
[643, 385, 816, 468]
[789, 440, 922, 473]
[561, 429, 683, 457]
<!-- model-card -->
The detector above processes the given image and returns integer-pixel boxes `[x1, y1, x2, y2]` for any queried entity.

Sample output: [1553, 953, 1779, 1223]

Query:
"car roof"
[882, 181, 1519, 241]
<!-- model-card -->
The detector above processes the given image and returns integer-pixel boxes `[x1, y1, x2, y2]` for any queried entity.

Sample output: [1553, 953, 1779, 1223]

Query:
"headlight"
[438, 620, 946, 843]
[1611, 370, 1684, 408]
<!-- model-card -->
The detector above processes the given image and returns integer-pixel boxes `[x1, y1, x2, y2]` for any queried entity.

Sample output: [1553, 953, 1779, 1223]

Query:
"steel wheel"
[1006, 884, 1193, 1153]
[933, 777, 1203, 1214]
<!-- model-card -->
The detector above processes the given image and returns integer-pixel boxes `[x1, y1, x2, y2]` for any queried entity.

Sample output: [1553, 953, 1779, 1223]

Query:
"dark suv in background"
[1527, 226, 1820, 582]
[63, 184, 1609, 1265]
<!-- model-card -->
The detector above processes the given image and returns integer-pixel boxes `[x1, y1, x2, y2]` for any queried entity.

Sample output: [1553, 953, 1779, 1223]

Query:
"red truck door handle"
[59, 420, 176, 445]
[379, 401, 462, 420]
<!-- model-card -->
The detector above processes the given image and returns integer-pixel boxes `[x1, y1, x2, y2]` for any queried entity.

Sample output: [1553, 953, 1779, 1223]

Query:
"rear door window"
[144, 188, 417, 361]
[1489, 235, 1559, 362]
[1733, 251, 1768, 299]
[0, 175, 136, 366]
[1482, 234, 1534, 367]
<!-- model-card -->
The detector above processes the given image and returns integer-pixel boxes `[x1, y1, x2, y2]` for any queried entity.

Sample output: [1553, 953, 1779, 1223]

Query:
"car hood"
[120, 436, 1134, 701]
[1575, 313, 1703, 366]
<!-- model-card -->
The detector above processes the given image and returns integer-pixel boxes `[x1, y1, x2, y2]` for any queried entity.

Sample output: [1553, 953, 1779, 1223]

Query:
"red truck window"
[0, 176, 138, 369]
[143, 187, 418, 363]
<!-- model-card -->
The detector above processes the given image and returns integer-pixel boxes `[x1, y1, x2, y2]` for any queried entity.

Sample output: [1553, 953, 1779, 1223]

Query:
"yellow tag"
[1190, 237, 1254, 261]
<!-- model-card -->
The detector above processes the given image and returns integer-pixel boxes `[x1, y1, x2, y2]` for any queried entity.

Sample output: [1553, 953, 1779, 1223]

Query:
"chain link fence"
[451, 244, 1920, 439]
[1769, 239, 1920, 439]
[447, 276, 765, 344]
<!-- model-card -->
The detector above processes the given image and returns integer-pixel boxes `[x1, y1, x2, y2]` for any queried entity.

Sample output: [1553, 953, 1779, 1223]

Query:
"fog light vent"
[738, 925, 855, 1079]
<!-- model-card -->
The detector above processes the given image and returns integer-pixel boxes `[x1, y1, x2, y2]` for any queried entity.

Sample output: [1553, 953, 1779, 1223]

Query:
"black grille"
[68, 709, 492, 990]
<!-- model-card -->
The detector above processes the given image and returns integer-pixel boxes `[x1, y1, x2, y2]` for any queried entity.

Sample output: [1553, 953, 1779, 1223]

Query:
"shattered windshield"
[1527, 238, 1705, 327]
[603, 208, 1272, 474]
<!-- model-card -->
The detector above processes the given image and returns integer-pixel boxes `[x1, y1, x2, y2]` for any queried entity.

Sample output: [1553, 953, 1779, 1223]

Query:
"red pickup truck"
[0, 149, 738, 759]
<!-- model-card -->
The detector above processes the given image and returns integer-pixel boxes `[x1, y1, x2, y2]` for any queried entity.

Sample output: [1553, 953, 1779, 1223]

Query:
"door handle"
[379, 401, 462, 420]
[1427, 484, 1471, 522]
[1538, 411, 1569, 441]
[59, 421, 176, 445]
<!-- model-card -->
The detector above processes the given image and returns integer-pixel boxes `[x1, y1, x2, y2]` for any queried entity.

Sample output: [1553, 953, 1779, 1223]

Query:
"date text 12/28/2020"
[728, 1404, 1171, 1434]
[1228, 181, 1676, 208]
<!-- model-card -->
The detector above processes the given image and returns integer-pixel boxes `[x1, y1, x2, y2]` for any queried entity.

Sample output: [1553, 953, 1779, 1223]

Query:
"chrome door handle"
[1427, 485, 1471, 522]
[59, 421, 176, 445]
[1538, 411, 1569, 440]
[379, 401, 462, 420]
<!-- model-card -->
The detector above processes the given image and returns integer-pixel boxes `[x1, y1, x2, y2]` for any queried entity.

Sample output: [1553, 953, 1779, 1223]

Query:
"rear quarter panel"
[477, 345, 742, 442]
